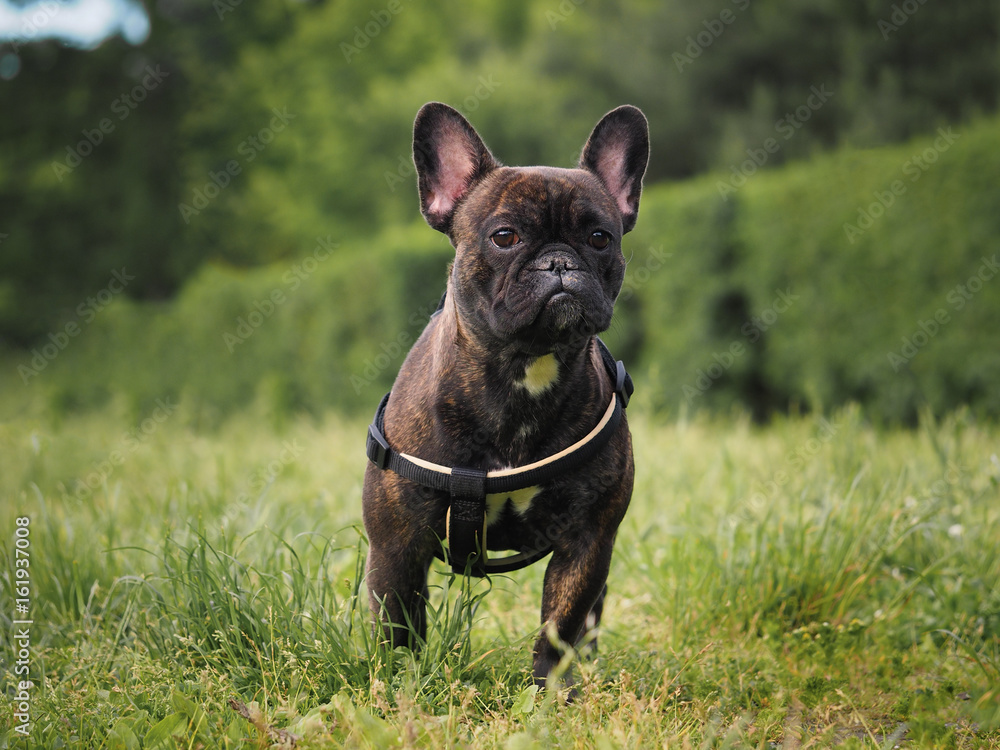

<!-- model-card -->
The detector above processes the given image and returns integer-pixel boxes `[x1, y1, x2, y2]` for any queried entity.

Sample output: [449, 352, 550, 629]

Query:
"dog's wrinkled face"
[450, 167, 626, 354]
[413, 102, 648, 356]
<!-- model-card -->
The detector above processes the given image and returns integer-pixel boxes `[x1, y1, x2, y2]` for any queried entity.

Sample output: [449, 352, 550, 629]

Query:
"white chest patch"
[517, 354, 559, 397]
[485, 485, 541, 525]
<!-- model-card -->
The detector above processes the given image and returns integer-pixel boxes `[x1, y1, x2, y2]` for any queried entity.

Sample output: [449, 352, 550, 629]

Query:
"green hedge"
[6, 116, 1000, 424]
[8, 223, 454, 424]
[624, 115, 1000, 422]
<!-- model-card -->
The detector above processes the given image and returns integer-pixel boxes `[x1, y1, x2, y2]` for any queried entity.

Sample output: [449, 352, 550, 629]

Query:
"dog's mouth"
[485, 269, 612, 353]
[540, 291, 584, 331]
[515, 289, 594, 353]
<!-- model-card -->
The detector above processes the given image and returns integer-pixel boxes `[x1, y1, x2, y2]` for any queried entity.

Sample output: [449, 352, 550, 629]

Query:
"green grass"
[1, 399, 999, 748]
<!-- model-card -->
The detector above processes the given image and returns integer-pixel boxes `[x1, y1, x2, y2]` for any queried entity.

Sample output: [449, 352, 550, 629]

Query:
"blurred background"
[1, 0, 998, 426]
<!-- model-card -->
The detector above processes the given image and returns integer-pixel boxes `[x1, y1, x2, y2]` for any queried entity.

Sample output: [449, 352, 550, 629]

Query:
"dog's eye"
[589, 230, 611, 250]
[490, 229, 520, 248]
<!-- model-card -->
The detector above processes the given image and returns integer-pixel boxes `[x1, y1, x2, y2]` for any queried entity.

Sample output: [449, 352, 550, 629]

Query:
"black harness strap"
[365, 338, 633, 577]
[446, 467, 489, 576]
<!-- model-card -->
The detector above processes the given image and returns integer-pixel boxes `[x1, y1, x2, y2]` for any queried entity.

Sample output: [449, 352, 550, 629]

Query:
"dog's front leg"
[363, 473, 439, 650]
[532, 539, 615, 689]
[365, 540, 431, 650]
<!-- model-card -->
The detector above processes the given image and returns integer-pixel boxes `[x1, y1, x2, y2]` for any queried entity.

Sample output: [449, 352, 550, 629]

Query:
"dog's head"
[413, 103, 648, 355]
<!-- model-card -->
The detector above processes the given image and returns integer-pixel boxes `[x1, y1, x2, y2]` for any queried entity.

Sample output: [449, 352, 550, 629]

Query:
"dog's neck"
[429, 295, 608, 466]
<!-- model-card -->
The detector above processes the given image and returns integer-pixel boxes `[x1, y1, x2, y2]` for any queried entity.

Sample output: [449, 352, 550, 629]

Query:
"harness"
[366, 332, 633, 578]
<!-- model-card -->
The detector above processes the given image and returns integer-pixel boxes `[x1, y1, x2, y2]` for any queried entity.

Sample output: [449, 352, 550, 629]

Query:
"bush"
[626, 115, 1000, 422]
[10, 223, 453, 424]
[8, 116, 1000, 424]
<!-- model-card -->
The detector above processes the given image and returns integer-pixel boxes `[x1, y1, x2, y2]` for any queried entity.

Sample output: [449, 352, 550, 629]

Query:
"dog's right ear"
[413, 102, 498, 233]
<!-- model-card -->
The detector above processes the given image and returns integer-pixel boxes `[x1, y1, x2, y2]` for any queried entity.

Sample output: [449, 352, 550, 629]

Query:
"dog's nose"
[532, 251, 579, 274]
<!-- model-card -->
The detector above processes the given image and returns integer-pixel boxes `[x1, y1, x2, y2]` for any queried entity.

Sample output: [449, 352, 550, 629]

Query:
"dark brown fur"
[362, 103, 648, 688]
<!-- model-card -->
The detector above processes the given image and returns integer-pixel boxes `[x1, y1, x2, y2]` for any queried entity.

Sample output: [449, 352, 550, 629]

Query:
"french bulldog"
[362, 101, 648, 689]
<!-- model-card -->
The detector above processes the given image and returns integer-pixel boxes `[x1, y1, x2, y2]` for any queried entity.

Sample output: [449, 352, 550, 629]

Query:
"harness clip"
[615, 360, 632, 408]
[366, 425, 391, 470]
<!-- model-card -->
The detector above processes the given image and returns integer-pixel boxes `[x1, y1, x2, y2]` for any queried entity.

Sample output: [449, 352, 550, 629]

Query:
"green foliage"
[0, 36, 185, 344]
[625, 114, 1000, 422]
[6, 114, 1000, 423]
[8, 224, 453, 421]
[1, 0, 998, 352]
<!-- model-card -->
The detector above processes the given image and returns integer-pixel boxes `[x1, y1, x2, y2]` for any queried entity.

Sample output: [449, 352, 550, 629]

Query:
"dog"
[363, 101, 648, 689]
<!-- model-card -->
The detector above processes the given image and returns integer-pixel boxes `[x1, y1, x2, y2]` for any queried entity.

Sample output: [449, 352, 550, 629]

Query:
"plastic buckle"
[366, 425, 391, 470]
[615, 360, 631, 408]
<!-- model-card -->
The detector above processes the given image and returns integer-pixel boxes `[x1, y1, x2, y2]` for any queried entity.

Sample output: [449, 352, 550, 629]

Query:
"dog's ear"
[413, 103, 498, 233]
[579, 106, 649, 234]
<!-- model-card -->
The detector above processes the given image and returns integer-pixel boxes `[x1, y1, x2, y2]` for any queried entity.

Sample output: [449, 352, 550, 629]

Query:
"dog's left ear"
[413, 102, 499, 234]
[579, 106, 649, 234]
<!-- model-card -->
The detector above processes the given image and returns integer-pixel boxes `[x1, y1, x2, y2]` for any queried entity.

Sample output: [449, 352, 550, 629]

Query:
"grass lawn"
[1, 400, 998, 748]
